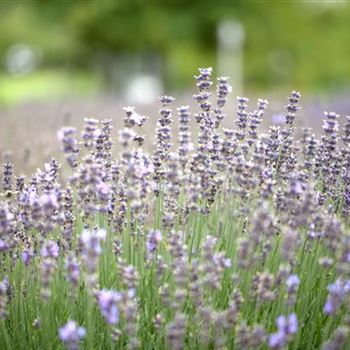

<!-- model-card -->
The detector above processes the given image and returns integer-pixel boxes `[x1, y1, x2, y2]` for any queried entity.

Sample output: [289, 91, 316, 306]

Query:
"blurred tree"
[0, 0, 349, 92]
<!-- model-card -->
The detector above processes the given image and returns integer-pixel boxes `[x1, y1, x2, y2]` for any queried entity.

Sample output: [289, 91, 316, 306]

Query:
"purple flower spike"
[287, 313, 298, 334]
[323, 278, 350, 315]
[59, 320, 85, 350]
[41, 240, 60, 258]
[80, 228, 106, 258]
[96, 289, 121, 325]
[22, 250, 33, 266]
[269, 332, 286, 349]
[324, 298, 334, 314]
[146, 229, 162, 253]
[269, 313, 298, 349]
[286, 275, 300, 294]
[0, 239, 9, 252]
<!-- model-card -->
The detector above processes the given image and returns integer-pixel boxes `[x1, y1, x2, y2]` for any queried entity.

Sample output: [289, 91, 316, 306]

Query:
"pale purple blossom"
[286, 274, 300, 291]
[146, 229, 162, 253]
[41, 240, 60, 258]
[65, 255, 80, 288]
[59, 320, 86, 350]
[323, 279, 350, 315]
[0, 239, 9, 252]
[96, 289, 121, 325]
[40, 192, 58, 212]
[79, 228, 106, 288]
[80, 228, 106, 257]
[0, 278, 10, 319]
[269, 313, 298, 349]
[22, 250, 33, 266]
[269, 332, 286, 349]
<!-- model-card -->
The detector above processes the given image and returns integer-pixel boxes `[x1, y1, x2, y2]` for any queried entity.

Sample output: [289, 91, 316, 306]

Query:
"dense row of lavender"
[1, 68, 350, 349]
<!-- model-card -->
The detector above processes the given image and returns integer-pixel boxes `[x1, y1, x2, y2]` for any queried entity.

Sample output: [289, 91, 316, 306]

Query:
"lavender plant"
[1, 68, 350, 349]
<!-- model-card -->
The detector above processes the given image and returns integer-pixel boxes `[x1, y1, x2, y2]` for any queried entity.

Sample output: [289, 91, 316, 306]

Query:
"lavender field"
[1, 67, 350, 350]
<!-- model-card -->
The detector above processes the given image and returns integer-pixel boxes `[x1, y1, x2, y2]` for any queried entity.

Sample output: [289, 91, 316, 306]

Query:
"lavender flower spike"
[80, 228, 106, 258]
[96, 289, 122, 325]
[286, 274, 300, 292]
[0, 278, 10, 319]
[323, 278, 350, 315]
[269, 313, 298, 349]
[146, 229, 162, 254]
[59, 320, 86, 350]
[41, 240, 60, 258]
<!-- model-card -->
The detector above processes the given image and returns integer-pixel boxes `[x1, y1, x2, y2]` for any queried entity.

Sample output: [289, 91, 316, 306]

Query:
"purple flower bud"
[40, 192, 58, 213]
[146, 229, 162, 253]
[276, 314, 298, 334]
[80, 229, 106, 257]
[286, 275, 300, 290]
[41, 240, 60, 258]
[269, 332, 286, 349]
[96, 181, 110, 196]
[0, 277, 10, 319]
[323, 279, 350, 315]
[65, 255, 80, 288]
[324, 298, 334, 314]
[22, 250, 33, 266]
[0, 239, 9, 252]
[269, 314, 298, 349]
[122, 106, 148, 127]
[287, 313, 298, 334]
[59, 320, 86, 350]
[159, 95, 175, 106]
[57, 127, 79, 168]
[96, 289, 121, 325]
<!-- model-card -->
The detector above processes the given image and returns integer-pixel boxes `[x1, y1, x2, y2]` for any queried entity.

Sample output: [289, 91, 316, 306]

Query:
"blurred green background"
[0, 0, 350, 105]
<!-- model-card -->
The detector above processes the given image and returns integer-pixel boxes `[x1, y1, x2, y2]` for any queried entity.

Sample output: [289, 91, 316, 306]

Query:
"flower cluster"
[269, 314, 298, 348]
[96, 289, 121, 325]
[59, 320, 86, 350]
[1, 67, 350, 349]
